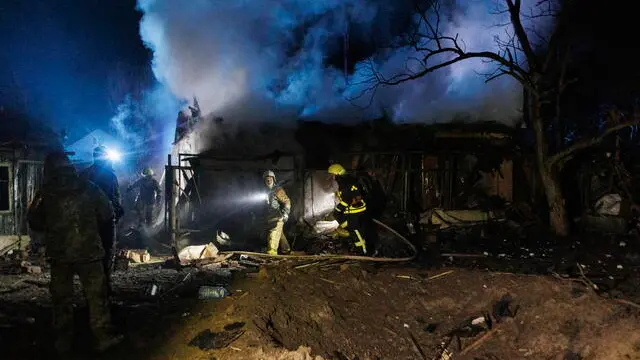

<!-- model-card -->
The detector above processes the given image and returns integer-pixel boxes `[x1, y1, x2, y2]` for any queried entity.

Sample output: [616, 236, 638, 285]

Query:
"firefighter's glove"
[282, 213, 289, 223]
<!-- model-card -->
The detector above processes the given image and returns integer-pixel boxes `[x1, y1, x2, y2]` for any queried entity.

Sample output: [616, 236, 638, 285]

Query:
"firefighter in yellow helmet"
[263, 170, 292, 255]
[328, 163, 379, 256]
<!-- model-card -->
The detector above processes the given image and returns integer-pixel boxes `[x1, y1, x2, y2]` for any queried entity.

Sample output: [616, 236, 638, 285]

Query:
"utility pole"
[343, 8, 350, 82]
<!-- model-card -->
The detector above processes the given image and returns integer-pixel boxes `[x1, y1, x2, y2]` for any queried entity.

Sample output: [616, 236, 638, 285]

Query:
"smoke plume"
[109, 84, 182, 165]
[137, 0, 553, 125]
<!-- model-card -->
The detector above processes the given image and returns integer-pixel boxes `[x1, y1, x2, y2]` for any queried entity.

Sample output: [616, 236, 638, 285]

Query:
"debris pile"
[0, 249, 45, 275]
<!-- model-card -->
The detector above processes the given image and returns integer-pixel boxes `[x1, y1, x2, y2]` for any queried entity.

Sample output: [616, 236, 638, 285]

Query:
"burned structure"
[562, 136, 640, 235]
[166, 114, 526, 251]
[0, 109, 61, 254]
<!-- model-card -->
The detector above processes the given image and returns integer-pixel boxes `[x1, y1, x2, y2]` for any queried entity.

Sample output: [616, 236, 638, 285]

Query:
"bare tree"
[355, 0, 639, 236]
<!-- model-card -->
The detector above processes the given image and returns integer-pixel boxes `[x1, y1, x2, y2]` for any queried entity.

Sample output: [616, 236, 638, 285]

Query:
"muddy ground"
[152, 263, 640, 360]
[1, 259, 639, 360]
[1, 226, 640, 360]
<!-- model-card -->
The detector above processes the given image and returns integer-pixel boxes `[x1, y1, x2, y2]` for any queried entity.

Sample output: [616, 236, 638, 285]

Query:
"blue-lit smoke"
[109, 84, 182, 166]
[137, 0, 553, 124]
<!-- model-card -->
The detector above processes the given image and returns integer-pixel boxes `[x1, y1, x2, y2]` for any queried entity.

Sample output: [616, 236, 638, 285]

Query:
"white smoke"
[109, 85, 182, 162]
[137, 0, 554, 125]
[110, 96, 142, 146]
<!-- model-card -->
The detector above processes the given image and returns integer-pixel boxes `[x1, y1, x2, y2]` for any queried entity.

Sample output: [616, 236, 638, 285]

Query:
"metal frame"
[0, 162, 13, 214]
[15, 160, 44, 237]
[163, 148, 510, 246]
[165, 152, 300, 249]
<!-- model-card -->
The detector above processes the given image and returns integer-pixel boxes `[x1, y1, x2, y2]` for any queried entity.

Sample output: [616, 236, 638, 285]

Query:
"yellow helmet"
[142, 167, 154, 176]
[327, 163, 346, 176]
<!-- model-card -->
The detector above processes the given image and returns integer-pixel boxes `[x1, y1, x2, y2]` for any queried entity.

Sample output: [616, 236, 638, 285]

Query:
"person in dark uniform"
[327, 163, 379, 256]
[28, 151, 122, 354]
[127, 167, 161, 227]
[80, 146, 124, 294]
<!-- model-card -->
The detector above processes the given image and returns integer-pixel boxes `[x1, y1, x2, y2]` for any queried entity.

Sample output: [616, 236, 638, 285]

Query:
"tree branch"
[505, 0, 539, 71]
[380, 50, 528, 85]
[546, 120, 640, 169]
[356, 0, 561, 99]
[554, 46, 572, 150]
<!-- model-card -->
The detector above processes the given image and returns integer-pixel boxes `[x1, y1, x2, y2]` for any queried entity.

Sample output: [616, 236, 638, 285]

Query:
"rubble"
[188, 326, 245, 350]
[421, 208, 504, 230]
[177, 242, 219, 264]
[121, 249, 152, 263]
[22, 264, 41, 274]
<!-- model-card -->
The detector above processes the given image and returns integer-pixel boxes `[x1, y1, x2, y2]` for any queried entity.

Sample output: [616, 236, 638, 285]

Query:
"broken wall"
[169, 120, 520, 246]
[172, 153, 303, 249]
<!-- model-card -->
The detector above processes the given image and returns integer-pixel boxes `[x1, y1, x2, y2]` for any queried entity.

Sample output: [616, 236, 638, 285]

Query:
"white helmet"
[263, 170, 275, 180]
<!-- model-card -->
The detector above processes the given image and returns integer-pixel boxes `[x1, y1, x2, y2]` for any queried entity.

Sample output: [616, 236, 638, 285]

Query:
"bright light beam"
[247, 192, 268, 203]
[106, 149, 122, 162]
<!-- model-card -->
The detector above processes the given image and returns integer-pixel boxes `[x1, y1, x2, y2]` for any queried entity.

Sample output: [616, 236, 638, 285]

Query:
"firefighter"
[328, 163, 379, 256]
[28, 151, 122, 354]
[80, 145, 124, 295]
[127, 167, 161, 227]
[263, 170, 291, 255]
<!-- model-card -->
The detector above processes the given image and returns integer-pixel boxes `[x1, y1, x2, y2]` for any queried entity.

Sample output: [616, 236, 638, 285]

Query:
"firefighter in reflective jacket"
[263, 170, 292, 255]
[328, 164, 378, 256]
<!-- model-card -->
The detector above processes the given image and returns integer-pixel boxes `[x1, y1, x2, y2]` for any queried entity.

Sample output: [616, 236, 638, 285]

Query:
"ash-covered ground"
[1, 227, 639, 360]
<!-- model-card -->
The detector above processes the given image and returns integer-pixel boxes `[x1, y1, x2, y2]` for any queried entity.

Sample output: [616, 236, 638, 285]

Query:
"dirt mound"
[135, 263, 640, 360]
[233, 264, 640, 360]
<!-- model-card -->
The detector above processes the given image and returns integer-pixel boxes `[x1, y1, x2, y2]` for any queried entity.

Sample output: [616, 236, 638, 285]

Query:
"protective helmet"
[93, 145, 107, 159]
[263, 170, 275, 179]
[142, 167, 154, 176]
[327, 163, 346, 176]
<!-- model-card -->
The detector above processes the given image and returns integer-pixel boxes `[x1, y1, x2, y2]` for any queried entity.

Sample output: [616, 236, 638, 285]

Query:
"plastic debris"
[146, 284, 160, 296]
[216, 231, 231, 245]
[198, 286, 230, 300]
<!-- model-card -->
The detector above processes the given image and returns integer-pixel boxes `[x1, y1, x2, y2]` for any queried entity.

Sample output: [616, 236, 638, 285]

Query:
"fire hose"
[218, 219, 417, 262]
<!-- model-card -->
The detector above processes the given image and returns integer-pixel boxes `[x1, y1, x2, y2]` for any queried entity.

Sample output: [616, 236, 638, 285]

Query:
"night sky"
[0, 0, 150, 141]
[1, 0, 639, 143]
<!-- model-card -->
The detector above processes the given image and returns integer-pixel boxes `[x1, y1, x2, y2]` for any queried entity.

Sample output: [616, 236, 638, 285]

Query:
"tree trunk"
[530, 93, 571, 237]
[539, 165, 570, 236]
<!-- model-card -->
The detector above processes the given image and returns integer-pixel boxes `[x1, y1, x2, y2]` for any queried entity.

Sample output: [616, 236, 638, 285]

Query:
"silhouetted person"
[80, 146, 124, 294]
[127, 167, 161, 227]
[28, 151, 122, 355]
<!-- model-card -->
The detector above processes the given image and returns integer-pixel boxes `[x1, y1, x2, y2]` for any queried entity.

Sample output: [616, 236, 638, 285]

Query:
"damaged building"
[165, 113, 534, 253]
[0, 109, 61, 256]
